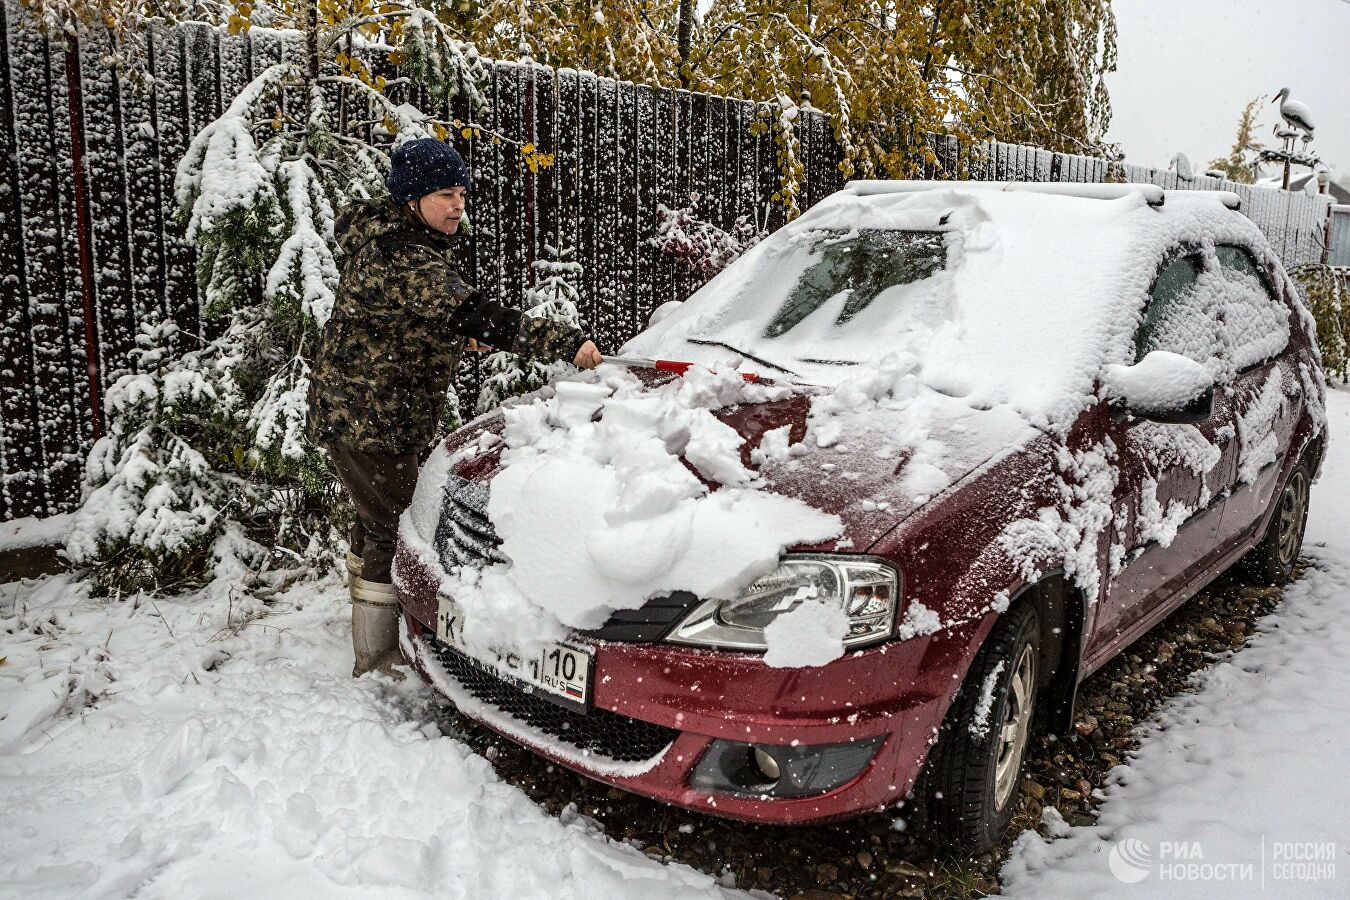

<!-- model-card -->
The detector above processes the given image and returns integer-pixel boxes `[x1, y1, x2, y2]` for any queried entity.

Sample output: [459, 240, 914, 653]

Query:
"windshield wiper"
[685, 338, 801, 377]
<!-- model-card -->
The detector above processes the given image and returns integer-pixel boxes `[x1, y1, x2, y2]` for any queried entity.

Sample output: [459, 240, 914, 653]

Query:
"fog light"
[753, 746, 781, 781]
[690, 736, 885, 799]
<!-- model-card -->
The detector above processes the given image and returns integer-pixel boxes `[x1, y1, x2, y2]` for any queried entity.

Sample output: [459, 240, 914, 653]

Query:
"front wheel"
[1236, 457, 1312, 586]
[922, 603, 1040, 854]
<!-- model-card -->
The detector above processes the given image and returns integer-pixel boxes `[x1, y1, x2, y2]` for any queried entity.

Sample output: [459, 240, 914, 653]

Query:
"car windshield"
[628, 188, 1187, 423]
[761, 230, 947, 338]
[687, 228, 952, 367]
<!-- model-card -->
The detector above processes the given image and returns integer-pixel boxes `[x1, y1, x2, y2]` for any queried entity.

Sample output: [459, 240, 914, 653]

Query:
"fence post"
[64, 39, 103, 441]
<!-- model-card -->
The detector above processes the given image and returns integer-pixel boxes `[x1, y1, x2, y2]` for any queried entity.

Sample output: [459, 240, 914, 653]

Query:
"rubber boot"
[345, 549, 363, 580]
[350, 576, 405, 680]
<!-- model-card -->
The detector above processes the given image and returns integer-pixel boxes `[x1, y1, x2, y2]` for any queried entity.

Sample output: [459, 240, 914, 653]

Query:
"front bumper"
[394, 541, 975, 824]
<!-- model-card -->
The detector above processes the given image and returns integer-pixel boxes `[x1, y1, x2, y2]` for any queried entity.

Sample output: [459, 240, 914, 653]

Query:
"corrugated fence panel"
[633, 83, 664, 323]
[592, 74, 621, 349]
[79, 30, 134, 398]
[0, 0, 43, 518]
[151, 25, 196, 339]
[552, 69, 581, 262]
[0, 11, 1333, 519]
[494, 63, 525, 311]
[613, 72, 639, 338]
[528, 63, 553, 277]
[573, 70, 600, 334]
[13, 29, 84, 514]
[471, 66, 504, 309]
[119, 32, 165, 332]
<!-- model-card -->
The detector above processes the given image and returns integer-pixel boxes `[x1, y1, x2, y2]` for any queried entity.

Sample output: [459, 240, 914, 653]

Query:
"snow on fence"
[923, 134, 1331, 267]
[0, 7, 1333, 520]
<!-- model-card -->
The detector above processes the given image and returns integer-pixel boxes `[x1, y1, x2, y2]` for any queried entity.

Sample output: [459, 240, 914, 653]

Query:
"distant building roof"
[1256, 170, 1350, 204]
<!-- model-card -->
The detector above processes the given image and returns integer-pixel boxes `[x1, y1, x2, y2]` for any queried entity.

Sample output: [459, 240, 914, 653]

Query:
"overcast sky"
[1106, 0, 1350, 178]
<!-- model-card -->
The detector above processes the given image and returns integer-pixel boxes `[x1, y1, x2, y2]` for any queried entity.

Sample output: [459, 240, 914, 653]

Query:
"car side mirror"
[647, 300, 683, 329]
[1102, 350, 1215, 425]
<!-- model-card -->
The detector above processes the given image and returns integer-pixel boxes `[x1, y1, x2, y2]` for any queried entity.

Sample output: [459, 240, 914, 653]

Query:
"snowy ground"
[1003, 386, 1350, 898]
[0, 579, 743, 897]
[3, 393, 1348, 899]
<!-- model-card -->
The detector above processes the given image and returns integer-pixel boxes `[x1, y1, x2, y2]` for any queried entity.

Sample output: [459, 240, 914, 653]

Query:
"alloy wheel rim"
[1277, 471, 1309, 567]
[994, 643, 1036, 811]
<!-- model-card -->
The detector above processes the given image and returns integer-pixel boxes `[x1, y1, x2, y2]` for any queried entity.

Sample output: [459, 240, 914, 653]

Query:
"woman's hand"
[574, 340, 603, 370]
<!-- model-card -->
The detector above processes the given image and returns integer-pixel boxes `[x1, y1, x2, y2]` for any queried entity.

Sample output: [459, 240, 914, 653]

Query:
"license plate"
[435, 594, 593, 712]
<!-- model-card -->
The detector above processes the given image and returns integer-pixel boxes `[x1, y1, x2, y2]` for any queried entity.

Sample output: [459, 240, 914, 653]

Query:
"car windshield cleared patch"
[762, 229, 947, 338]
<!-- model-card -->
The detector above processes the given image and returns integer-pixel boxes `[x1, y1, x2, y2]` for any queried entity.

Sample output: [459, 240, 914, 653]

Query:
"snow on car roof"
[843, 179, 1243, 211]
[626, 184, 1269, 430]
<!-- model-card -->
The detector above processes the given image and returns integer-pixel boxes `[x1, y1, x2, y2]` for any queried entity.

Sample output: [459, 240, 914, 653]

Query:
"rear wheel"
[1236, 458, 1312, 586]
[922, 603, 1040, 854]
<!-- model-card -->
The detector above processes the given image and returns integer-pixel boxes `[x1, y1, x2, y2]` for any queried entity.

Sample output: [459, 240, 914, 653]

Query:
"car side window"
[1134, 254, 1216, 365]
[1214, 244, 1290, 371]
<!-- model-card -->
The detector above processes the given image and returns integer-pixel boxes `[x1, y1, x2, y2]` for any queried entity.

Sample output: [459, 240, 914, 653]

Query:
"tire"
[1236, 456, 1312, 586]
[922, 603, 1041, 855]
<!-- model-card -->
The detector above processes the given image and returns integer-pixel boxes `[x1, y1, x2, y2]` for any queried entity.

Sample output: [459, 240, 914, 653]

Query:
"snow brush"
[601, 355, 769, 383]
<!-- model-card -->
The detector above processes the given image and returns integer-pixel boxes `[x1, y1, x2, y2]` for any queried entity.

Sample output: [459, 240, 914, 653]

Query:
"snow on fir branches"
[476, 244, 586, 415]
[68, 0, 506, 594]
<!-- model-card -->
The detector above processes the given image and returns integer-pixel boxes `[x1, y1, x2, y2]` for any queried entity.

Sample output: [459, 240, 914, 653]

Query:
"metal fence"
[934, 136, 1332, 267]
[0, 7, 1334, 520]
[0, 9, 842, 519]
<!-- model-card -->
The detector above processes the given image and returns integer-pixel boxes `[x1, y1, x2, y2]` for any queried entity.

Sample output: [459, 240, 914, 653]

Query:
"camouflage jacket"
[307, 199, 588, 454]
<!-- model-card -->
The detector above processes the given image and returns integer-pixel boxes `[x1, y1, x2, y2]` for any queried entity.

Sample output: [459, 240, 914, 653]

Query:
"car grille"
[433, 478, 701, 642]
[436, 475, 508, 569]
[581, 590, 703, 642]
[425, 640, 679, 763]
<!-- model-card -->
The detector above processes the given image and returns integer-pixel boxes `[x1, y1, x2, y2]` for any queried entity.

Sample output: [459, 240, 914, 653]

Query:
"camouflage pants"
[329, 446, 421, 584]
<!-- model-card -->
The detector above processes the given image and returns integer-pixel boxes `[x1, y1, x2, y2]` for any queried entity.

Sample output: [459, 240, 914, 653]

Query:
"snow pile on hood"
[627, 186, 1274, 431]
[801, 350, 1034, 505]
[406, 364, 842, 656]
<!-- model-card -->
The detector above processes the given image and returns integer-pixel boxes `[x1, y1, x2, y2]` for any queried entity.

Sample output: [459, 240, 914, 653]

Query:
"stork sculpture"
[1264, 91, 1319, 190]
[1272, 87, 1315, 136]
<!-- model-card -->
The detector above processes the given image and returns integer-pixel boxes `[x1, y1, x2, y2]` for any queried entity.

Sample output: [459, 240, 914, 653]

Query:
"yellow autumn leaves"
[441, 1, 1117, 208]
[441, 120, 555, 173]
[44, 0, 1116, 195]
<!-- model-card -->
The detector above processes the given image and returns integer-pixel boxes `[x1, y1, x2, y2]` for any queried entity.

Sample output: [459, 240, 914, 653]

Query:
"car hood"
[442, 372, 1039, 553]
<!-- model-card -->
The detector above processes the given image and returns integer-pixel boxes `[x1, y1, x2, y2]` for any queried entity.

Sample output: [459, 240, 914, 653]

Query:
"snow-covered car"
[392, 181, 1326, 853]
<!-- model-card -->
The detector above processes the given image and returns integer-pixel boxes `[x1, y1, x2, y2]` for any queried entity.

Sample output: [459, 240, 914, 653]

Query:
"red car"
[393, 181, 1326, 852]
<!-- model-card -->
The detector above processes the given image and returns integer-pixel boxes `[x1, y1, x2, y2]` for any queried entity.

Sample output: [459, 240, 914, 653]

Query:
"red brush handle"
[605, 355, 765, 383]
[652, 359, 692, 376]
[655, 359, 762, 382]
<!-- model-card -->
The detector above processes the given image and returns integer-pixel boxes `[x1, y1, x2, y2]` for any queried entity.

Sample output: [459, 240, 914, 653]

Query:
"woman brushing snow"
[307, 138, 603, 677]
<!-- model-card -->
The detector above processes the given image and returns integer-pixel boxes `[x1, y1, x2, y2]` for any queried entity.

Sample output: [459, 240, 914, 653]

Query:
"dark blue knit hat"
[386, 138, 470, 205]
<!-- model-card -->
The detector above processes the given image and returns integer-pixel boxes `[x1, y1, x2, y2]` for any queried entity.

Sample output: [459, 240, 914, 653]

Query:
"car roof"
[841, 179, 1243, 212]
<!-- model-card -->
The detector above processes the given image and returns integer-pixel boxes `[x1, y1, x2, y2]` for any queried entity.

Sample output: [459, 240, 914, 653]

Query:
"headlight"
[667, 555, 899, 651]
